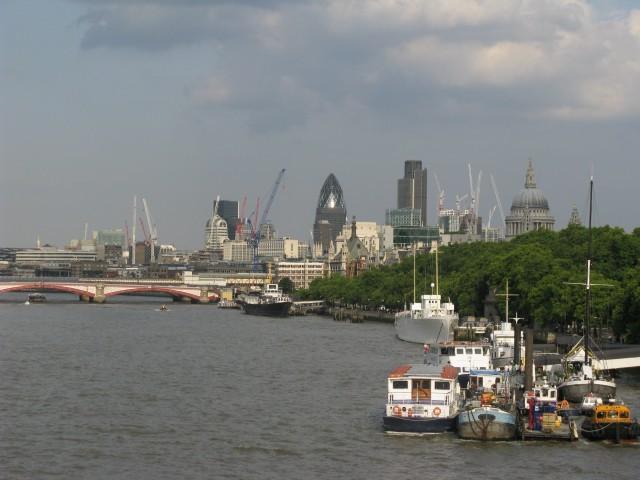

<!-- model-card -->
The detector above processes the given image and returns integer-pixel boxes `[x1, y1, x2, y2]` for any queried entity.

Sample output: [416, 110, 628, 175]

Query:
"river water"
[1, 293, 639, 479]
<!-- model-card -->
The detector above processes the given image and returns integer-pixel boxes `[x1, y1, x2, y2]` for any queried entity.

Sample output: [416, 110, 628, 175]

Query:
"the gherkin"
[313, 173, 347, 255]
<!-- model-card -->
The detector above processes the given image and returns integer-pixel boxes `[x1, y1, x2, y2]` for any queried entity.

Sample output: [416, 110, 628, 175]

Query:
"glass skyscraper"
[313, 173, 347, 255]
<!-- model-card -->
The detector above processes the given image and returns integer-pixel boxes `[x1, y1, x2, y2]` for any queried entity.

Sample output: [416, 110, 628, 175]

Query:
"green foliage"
[299, 226, 640, 341]
[278, 277, 295, 294]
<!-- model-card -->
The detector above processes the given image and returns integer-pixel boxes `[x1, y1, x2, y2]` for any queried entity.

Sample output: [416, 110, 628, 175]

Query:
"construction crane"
[433, 172, 445, 214]
[235, 195, 247, 239]
[132, 195, 137, 264]
[138, 217, 150, 246]
[485, 205, 497, 241]
[207, 195, 220, 250]
[142, 198, 158, 263]
[490, 174, 506, 237]
[252, 168, 286, 270]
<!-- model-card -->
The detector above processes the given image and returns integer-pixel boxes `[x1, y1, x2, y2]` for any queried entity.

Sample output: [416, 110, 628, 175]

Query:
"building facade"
[275, 260, 327, 289]
[505, 160, 555, 238]
[313, 173, 347, 255]
[397, 160, 428, 227]
[217, 200, 240, 240]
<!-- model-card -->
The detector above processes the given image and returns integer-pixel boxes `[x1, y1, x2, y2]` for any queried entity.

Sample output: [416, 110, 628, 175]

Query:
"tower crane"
[252, 168, 286, 270]
[433, 172, 445, 214]
[235, 196, 247, 239]
[490, 174, 506, 237]
[142, 198, 158, 263]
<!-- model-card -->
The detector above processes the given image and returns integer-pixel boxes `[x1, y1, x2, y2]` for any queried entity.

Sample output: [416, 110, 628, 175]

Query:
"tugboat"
[383, 358, 461, 434]
[236, 283, 292, 317]
[581, 401, 639, 442]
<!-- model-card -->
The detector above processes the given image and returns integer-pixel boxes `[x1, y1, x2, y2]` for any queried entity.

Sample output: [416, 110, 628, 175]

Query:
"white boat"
[437, 341, 491, 388]
[394, 244, 458, 344]
[383, 362, 461, 434]
[557, 178, 616, 403]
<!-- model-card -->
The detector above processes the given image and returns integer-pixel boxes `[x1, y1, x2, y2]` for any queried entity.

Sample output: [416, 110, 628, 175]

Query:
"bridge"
[0, 278, 220, 304]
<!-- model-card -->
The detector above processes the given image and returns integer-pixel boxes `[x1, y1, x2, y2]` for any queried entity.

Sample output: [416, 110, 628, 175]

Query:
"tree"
[278, 277, 295, 294]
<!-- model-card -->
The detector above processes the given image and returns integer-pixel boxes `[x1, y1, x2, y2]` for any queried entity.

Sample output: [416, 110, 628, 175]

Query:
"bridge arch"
[0, 283, 95, 298]
[104, 286, 211, 302]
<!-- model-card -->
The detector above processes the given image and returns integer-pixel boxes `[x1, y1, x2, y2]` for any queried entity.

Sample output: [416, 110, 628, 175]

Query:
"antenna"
[496, 279, 519, 324]
[132, 195, 137, 265]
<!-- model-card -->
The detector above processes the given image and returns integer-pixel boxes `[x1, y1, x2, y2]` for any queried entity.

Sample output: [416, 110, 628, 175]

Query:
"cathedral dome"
[510, 160, 549, 210]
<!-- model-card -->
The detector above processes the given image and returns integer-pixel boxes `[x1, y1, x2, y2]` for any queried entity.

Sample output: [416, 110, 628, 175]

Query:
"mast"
[585, 177, 593, 365]
[435, 242, 439, 296]
[413, 242, 416, 304]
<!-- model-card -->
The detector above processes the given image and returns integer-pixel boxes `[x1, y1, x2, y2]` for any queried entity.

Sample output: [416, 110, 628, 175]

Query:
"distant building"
[217, 200, 239, 240]
[223, 240, 252, 263]
[568, 205, 582, 226]
[313, 173, 347, 255]
[94, 229, 125, 247]
[275, 260, 327, 289]
[397, 160, 428, 227]
[505, 160, 555, 238]
[205, 214, 229, 253]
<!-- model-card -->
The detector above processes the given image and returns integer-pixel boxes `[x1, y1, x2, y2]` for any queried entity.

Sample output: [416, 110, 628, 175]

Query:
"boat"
[159, 304, 168, 311]
[520, 383, 579, 440]
[437, 341, 491, 388]
[458, 369, 517, 440]
[558, 178, 616, 403]
[27, 293, 46, 303]
[581, 401, 639, 441]
[236, 283, 292, 317]
[383, 360, 461, 434]
[489, 283, 525, 370]
[395, 244, 459, 344]
[580, 392, 603, 415]
[218, 300, 240, 309]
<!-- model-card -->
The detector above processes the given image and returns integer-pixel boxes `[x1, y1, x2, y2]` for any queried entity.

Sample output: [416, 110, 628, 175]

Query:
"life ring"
[407, 407, 413, 417]
[433, 407, 442, 417]
[392, 406, 401, 416]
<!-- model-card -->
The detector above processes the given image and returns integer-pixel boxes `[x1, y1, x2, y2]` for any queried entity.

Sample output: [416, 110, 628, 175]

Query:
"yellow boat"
[581, 402, 639, 442]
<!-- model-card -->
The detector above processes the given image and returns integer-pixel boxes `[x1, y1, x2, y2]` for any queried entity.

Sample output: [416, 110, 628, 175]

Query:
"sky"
[2, 0, 640, 250]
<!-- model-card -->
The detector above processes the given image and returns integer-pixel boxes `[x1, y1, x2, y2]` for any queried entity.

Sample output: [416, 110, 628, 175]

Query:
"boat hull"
[394, 312, 455, 345]
[383, 415, 457, 434]
[457, 407, 517, 441]
[581, 419, 639, 441]
[237, 300, 292, 317]
[557, 379, 616, 404]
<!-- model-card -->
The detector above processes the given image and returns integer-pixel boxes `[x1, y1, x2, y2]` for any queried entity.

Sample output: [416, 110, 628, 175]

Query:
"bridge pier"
[93, 284, 106, 304]
[199, 288, 211, 304]
[79, 295, 91, 302]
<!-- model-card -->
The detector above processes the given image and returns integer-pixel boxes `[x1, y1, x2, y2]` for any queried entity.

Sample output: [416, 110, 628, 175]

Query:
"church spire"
[568, 205, 582, 226]
[525, 158, 536, 189]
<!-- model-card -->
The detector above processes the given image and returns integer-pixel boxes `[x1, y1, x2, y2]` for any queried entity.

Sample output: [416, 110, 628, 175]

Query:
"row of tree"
[298, 226, 640, 342]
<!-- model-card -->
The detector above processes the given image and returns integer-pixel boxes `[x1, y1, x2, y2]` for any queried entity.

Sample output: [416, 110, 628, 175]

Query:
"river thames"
[1, 294, 639, 479]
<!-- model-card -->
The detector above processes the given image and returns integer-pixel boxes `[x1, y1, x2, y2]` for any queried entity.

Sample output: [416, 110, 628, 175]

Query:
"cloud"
[73, 0, 640, 122]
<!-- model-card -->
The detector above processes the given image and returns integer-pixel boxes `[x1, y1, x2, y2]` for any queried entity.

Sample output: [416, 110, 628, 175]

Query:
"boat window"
[417, 379, 431, 389]
[608, 410, 618, 419]
[620, 411, 629, 419]
[465, 348, 473, 354]
[474, 348, 481, 354]
[597, 411, 606, 419]
[550, 390, 556, 398]
[392, 381, 408, 389]
[456, 348, 464, 355]
[542, 388, 548, 397]
[434, 381, 449, 390]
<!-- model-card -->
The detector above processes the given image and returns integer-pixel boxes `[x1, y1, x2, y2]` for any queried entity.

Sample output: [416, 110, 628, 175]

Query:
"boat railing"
[392, 399, 447, 406]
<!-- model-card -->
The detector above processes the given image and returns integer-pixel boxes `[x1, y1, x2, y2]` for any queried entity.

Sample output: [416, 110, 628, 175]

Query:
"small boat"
[218, 300, 240, 309]
[581, 401, 639, 442]
[159, 305, 168, 311]
[27, 293, 46, 303]
[458, 370, 517, 440]
[383, 362, 461, 434]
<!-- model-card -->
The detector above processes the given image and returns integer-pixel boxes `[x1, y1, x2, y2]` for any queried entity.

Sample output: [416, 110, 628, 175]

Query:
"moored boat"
[27, 293, 46, 303]
[236, 283, 292, 317]
[383, 362, 460, 434]
[581, 401, 639, 442]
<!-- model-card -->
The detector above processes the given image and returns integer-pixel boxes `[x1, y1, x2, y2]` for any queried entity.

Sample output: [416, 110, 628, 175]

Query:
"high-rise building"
[217, 200, 239, 240]
[313, 173, 347, 255]
[397, 160, 428, 227]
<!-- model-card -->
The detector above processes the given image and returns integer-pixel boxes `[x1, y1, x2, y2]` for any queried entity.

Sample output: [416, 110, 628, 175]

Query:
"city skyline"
[3, 1, 640, 249]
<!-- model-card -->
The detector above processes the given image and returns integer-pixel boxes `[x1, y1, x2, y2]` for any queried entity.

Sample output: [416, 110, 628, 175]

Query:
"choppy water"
[1, 293, 639, 479]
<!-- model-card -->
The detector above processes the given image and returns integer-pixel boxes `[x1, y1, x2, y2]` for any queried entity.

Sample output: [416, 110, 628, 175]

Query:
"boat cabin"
[438, 341, 491, 373]
[386, 364, 459, 419]
[589, 403, 633, 424]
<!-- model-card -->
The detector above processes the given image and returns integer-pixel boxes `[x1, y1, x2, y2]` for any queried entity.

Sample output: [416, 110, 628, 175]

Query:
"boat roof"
[469, 369, 503, 376]
[388, 364, 458, 379]
[439, 341, 489, 347]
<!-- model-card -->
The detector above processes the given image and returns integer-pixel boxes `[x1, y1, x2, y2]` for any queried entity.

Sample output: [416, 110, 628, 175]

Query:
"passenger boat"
[395, 244, 459, 344]
[383, 361, 460, 434]
[558, 178, 616, 403]
[581, 401, 639, 441]
[236, 284, 292, 317]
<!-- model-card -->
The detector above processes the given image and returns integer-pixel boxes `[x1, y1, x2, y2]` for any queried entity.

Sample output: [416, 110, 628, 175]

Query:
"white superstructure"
[394, 294, 459, 344]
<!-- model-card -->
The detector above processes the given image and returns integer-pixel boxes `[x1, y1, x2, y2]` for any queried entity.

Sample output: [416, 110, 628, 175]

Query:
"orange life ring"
[392, 406, 401, 416]
[433, 407, 442, 417]
[407, 407, 413, 417]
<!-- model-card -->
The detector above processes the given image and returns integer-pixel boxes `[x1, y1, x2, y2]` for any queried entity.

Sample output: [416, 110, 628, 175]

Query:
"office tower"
[313, 173, 347, 255]
[217, 200, 239, 240]
[397, 160, 428, 226]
